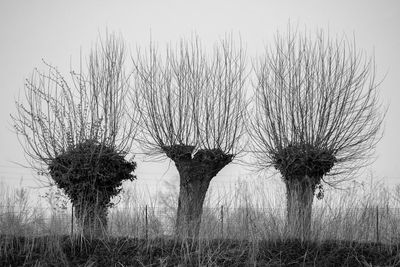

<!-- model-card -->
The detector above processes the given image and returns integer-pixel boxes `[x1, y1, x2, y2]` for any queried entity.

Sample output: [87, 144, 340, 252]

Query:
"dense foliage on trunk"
[49, 140, 136, 203]
[48, 140, 136, 236]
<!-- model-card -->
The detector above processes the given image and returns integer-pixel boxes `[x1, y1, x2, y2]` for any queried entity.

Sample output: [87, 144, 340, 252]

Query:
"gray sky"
[0, 0, 399, 192]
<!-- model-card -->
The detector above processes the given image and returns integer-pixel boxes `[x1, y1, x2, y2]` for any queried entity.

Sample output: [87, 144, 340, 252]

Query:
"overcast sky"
[0, 0, 399, 192]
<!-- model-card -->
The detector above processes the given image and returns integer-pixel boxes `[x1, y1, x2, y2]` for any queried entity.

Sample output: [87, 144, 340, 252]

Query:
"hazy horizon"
[1, 0, 399, 201]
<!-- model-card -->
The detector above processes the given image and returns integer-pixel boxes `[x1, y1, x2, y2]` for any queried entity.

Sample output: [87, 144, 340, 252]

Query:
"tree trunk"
[74, 202, 108, 238]
[176, 176, 211, 239]
[162, 145, 232, 239]
[285, 175, 316, 241]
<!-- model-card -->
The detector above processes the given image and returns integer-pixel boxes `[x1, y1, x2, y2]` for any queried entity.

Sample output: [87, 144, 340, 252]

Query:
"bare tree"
[12, 34, 138, 238]
[249, 29, 385, 240]
[133, 36, 247, 238]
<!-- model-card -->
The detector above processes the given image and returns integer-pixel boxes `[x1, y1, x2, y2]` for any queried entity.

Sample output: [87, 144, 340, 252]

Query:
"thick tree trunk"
[74, 202, 108, 238]
[285, 175, 316, 241]
[176, 176, 211, 239]
[162, 145, 232, 239]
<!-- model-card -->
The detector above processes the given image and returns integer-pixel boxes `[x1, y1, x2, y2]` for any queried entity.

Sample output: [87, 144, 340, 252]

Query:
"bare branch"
[11, 33, 138, 174]
[249, 29, 385, 185]
[133, 36, 247, 160]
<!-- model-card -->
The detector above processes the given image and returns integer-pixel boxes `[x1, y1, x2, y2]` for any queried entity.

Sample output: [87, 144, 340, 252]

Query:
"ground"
[1, 235, 400, 266]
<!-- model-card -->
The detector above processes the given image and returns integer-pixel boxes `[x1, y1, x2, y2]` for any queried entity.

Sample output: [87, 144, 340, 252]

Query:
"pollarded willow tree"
[12, 34, 137, 238]
[249, 29, 385, 240]
[133, 37, 247, 239]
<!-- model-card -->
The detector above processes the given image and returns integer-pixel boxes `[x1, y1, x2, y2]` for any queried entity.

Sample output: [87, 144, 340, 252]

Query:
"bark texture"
[164, 145, 232, 239]
[285, 175, 319, 241]
[176, 174, 211, 239]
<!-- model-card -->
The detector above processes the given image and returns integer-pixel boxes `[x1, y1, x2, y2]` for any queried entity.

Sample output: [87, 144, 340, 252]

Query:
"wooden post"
[70, 205, 74, 236]
[246, 205, 249, 239]
[220, 205, 224, 238]
[376, 205, 379, 243]
[145, 205, 149, 240]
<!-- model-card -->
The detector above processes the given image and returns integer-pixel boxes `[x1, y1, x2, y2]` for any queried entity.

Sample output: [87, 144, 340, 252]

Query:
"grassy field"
[1, 177, 400, 266]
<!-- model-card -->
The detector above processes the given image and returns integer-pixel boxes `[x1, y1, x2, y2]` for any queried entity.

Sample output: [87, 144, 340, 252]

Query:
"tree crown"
[250, 29, 385, 184]
[133, 36, 247, 161]
[12, 34, 137, 174]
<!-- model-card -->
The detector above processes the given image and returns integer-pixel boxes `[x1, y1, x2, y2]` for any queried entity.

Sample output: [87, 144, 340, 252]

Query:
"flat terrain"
[1, 235, 400, 266]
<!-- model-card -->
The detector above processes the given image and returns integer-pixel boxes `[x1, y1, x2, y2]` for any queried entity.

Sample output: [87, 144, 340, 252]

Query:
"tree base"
[74, 204, 108, 239]
[285, 176, 316, 241]
[176, 179, 211, 239]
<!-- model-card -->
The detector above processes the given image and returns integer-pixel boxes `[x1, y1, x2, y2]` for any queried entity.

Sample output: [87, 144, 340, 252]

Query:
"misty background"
[0, 0, 399, 204]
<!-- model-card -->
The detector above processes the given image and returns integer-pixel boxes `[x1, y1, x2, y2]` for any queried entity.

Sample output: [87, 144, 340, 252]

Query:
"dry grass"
[1, 177, 400, 266]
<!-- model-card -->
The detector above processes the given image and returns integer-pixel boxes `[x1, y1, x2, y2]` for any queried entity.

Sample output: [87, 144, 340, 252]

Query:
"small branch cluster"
[161, 145, 233, 183]
[161, 145, 232, 166]
[272, 143, 336, 181]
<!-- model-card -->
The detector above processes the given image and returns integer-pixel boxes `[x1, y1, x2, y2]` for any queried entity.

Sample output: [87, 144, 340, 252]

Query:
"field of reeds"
[1, 176, 400, 266]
